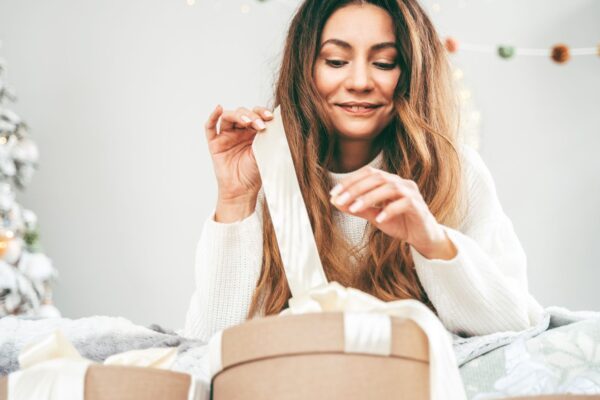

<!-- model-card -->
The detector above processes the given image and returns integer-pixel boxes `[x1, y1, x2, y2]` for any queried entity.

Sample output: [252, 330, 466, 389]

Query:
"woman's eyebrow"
[320, 38, 396, 51]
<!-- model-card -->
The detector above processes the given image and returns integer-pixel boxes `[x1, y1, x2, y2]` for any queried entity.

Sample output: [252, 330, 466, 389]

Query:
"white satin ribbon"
[7, 330, 197, 400]
[207, 329, 223, 378]
[343, 312, 391, 356]
[207, 106, 467, 399]
[251, 106, 328, 297]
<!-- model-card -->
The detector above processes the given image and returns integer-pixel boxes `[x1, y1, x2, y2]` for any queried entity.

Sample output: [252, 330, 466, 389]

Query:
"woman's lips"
[336, 104, 381, 116]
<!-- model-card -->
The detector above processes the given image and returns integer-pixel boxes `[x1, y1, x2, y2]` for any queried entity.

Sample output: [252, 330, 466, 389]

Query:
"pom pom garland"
[551, 44, 570, 64]
[443, 37, 598, 64]
[498, 45, 515, 59]
[445, 37, 459, 53]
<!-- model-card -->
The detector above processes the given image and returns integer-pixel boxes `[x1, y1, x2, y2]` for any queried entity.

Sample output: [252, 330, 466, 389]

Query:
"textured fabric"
[458, 309, 600, 399]
[183, 144, 544, 342]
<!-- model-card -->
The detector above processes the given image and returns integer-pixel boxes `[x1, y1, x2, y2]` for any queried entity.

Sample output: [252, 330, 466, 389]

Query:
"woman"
[184, 0, 544, 342]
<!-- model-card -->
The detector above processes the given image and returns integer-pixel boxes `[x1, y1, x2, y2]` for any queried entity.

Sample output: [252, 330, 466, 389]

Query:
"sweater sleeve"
[182, 192, 264, 341]
[409, 144, 544, 336]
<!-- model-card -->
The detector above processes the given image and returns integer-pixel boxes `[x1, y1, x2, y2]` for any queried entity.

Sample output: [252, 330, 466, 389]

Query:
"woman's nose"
[345, 62, 374, 92]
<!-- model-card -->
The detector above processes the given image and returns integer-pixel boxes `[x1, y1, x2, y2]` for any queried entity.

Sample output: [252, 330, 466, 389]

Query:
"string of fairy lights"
[189, 0, 599, 65]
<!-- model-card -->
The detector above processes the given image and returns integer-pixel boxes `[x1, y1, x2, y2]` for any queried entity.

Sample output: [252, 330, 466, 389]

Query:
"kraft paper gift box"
[205, 106, 467, 400]
[211, 312, 430, 400]
[1, 365, 193, 400]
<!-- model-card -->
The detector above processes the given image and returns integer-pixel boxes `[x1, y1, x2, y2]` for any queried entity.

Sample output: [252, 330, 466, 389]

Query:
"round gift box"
[212, 311, 430, 400]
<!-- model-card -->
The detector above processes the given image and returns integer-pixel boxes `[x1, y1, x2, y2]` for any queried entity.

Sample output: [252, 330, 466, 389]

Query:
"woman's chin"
[335, 127, 380, 140]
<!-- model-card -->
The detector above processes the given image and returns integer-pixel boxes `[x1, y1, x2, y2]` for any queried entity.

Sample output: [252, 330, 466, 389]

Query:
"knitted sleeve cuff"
[410, 225, 531, 335]
[201, 209, 262, 251]
[409, 225, 461, 265]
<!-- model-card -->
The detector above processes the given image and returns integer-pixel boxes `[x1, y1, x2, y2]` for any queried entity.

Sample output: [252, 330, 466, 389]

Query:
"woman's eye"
[325, 59, 397, 70]
[374, 62, 397, 70]
[325, 59, 347, 68]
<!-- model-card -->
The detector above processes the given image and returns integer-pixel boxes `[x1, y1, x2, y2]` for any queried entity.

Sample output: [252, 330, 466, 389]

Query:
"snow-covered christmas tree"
[0, 41, 60, 318]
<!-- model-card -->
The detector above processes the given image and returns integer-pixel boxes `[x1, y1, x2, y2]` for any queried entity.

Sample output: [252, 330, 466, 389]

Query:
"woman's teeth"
[343, 105, 376, 111]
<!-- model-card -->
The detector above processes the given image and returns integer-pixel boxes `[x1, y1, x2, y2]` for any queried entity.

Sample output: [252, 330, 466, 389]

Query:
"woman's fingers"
[219, 107, 267, 132]
[330, 171, 417, 215]
[347, 182, 405, 214]
[330, 165, 377, 197]
[244, 111, 267, 131]
[205, 104, 223, 141]
[205, 105, 271, 142]
[253, 106, 274, 121]
[219, 109, 248, 131]
[331, 171, 388, 208]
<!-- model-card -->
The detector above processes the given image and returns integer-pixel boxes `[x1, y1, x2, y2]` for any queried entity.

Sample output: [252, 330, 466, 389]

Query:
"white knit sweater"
[183, 144, 544, 342]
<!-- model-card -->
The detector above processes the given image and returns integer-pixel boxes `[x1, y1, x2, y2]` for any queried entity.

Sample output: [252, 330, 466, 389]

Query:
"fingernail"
[375, 211, 387, 223]
[349, 199, 364, 213]
[255, 119, 266, 130]
[330, 184, 344, 197]
[264, 110, 273, 117]
[335, 192, 350, 206]
[241, 115, 252, 123]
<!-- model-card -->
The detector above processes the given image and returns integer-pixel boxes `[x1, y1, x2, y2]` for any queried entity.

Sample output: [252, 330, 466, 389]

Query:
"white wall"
[0, 0, 598, 330]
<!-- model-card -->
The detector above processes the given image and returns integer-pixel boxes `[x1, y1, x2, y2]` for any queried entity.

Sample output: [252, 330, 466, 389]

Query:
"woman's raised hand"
[204, 105, 273, 221]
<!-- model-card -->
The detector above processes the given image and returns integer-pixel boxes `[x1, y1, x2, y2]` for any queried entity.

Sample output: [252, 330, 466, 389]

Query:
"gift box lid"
[218, 311, 429, 373]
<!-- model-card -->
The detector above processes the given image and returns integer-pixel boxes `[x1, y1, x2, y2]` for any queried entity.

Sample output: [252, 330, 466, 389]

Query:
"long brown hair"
[247, 0, 467, 318]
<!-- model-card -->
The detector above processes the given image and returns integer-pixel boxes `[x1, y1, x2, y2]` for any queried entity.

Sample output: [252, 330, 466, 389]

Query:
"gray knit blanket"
[453, 305, 600, 366]
[0, 315, 207, 377]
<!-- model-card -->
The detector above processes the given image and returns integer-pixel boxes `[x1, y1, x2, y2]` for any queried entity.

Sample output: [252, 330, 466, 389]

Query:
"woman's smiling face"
[313, 3, 401, 142]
